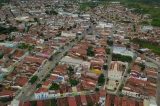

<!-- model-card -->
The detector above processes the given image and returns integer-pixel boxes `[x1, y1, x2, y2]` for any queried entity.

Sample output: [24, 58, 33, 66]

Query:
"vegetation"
[0, 97, 13, 103]
[98, 74, 105, 86]
[139, 63, 145, 71]
[69, 79, 79, 86]
[127, 69, 131, 74]
[95, 87, 99, 92]
[120, 0, 160, 27]
[0, 26, 18, 34]
[36, 84, 42, 88]
[107, 40, 113, 46]
[0, 0, 10, 7]
[29, 75, 38, 84]
[50, 99, 57, 106]
[119, 83, 124, 92]
[30, 101, 37, 106]
[105, 48, 110, 54]
[0, 52, 4, 59]
[87, 102, 94, 106]
[151, 18, 160, 27]
[131, 38, 160, 55]
[103, 64, 108, 70]
[87, 46, 95, 57]
[18, 43, 35, 51]
[112, 54, 132, 62]
[49, 83, 60, 90]
[79, 2, 98, 11]
[56, 32, 61, 37]
[68, 66, 74, 75]
[45, 9, 58, 15]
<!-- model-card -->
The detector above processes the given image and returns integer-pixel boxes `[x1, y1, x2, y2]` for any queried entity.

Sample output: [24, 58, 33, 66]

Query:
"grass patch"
[132, 38, 160, 55]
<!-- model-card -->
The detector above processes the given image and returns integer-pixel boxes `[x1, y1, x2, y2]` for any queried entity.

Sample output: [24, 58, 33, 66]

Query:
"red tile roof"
[35, 87, 48, 93]
[21, 101, 31, 106]
[15, 77, 28, 86]
[114, 96, 119, 106]
[146, 70, 157, 77]
[80, 95, 87, 106]
[24, 56, 44, 64]
[0, 90, 14, 97]
[13, 50, 24, 58]
[99, 89, 106, 97]
[129, 99, 136, 106]
[42, 80, 52, 86]
[106, 95, 111, 106]
[37, 100, 45, 106]
[122, 97, 127, 106]
[139, 101, 143, 106]
[68, 97, 77, 106]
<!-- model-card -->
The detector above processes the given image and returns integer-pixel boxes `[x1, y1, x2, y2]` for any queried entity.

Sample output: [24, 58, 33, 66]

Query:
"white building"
[108, 61, 128, 80]
[113, 46, 135, 58]
[60, 56, 90, 68]
[61, 31, 76, 37]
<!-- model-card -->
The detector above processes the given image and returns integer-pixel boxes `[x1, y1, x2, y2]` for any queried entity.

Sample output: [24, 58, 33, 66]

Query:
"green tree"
[87, 46, 95, 57]
[95, 87, 99, 92]
[139, 63, 145, 71]
[105, 48, 110, 54]
[0, 52, 4, 59]
[49, 83, 60, 90]
[107, 40, 113, 46]
[103, 64, 108, 70]
[98, 74, 105, 86]
[69, 79, 79, 86]
[112, 54, 132, 62]
[36, 84, 42, 88]
[29, 75, 38, 84]
[68, 66, 74, 75]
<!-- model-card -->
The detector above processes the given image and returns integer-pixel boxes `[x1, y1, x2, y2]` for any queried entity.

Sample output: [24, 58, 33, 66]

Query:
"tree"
[28, 45, 35, 51]
[87, 102, 94, 106]
[18, 43, 28, 49]
[112, 54, 132, 63]
[98, 74, 105, 86]
[49, 83, 60, 90]
[119, 84, 124, 92]
[45, 9, 58, 15]
[105, 48, 110, 54]
[103, 64, 108, 70]
[34, 17, 39, 23]
[0, 25, 18, 34]
[127, 69, 131, 74]
[0, 52, 4, 59]
[87, 46, 95, 57]
[29, 75, 38, 84]
[36, 84, 42, 88]
[68, 66, 74, 75]
[69, 79, 79, 86]
[133, 24, 136, 32]
[95, 87, 99, 92]
[107, 40, 113, 46]
[139, 63, 145, 71]
[56, 32, 61, 37]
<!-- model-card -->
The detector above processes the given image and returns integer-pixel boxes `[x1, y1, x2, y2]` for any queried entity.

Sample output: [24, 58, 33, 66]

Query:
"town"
[0, 0, 160, 106]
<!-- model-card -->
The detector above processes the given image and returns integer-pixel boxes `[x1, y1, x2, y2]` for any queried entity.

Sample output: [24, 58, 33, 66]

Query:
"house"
[34, 88, 48, 100]
[68, 97, 77, 106]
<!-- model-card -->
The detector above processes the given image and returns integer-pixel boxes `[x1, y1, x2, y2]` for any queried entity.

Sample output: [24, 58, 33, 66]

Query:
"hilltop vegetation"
[120, 0, 160, 27]
[98, 0, 160, 26]
[0, 0, 9, 8]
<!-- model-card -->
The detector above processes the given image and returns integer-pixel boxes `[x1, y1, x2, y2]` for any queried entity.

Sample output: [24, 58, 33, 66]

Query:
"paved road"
[0, 51, 29, 82]
[28, 90, 95, 101]
[11, 33, 84, 106]
[144, 56, 160, 106]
